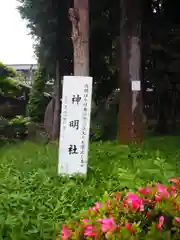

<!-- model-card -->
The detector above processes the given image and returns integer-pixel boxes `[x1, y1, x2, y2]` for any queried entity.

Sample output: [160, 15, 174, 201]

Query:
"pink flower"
[125, 223, 135, 233]
[156, 184, 170, 198]
[122, 199, 128, 207]
[171, 186, 177, 197]
[155, 184, 171, 202]
[89, 202, 101, 212]
[139, 185, 151, 195]
[84, 225, 97, 237]
[116, 225, 121, 231]
[95, 202, 101, 209]
[106, 200, 111, 205]
[175, 205, 180, 211]
[155, 194, 161, 202]
[139, 188, 146, 194]
[127, 193, 144, 211]
[140, 204, 144, 211]
[98, 217, 114, 233]
[145, 185, 152, 194]
[61, 225, 71, 240]
[156, 216, 164, 231]
[83, 219, 89, 223]
[175, 217, 180, 224]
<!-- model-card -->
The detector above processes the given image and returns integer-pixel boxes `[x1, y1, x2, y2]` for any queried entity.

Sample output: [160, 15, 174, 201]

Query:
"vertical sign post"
[58, 76, 93, 176]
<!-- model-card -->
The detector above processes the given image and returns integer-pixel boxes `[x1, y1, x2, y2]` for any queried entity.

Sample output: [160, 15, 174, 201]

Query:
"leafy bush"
[8, 115, 30, 139]
[0, 62, 17, 79]
[0, 116, 9, 130]
[0, 115, 30, 140]
[8, 115, 30, 125]
[0, 62, 21, 97]
[27, 121, 49, 143]
[27, 67, 48, 122]
[0, 137, 179, 239]
[90, 122, 103, 141]
[60, 181, 180, 239]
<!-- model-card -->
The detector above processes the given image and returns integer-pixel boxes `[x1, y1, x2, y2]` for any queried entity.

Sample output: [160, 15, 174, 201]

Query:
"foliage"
[0, 62, 17, 78]
[142, 0, 180, 133]
[17, 0, 180, 132]
[8, 115, 30, 139]
[0, 116, 9, 131]
[8, 115, 30, 125]
[90, 122, 103, 141]
[27, 67, 47, 122]
[90, 93, 119, 141]
[0, 62, 21, 97]
[60, 182, 180, 239]
[0, 136, 179, 238]
[17, 0, 72, 78]
[89, 0, 119, 100]
[0, 116, 30, 140]
[17, 0, 120, 100]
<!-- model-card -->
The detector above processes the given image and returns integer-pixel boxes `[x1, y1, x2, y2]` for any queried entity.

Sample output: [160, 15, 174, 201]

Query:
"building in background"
[7, 64, 38, 85]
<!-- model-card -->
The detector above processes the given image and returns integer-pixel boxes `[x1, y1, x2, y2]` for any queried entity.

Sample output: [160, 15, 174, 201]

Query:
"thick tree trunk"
[52, 60, 61, 140]
[69, 0, 89, 76]
[44, 61, 61, 140]
[118, 0, 143, 144]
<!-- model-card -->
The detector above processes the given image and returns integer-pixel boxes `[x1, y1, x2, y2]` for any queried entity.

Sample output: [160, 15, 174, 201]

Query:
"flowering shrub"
[59, 179, 180, 239]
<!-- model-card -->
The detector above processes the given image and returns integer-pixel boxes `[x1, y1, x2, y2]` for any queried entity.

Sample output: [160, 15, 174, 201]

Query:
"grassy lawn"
[0, 136, 180, 239]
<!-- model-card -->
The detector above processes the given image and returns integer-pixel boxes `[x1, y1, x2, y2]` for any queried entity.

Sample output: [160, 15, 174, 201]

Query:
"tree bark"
[118, 0, 143, 144]
[44, 98, 55, 138]
[155, 91, 169, 134]
[69, 0, 89, 76]
[52, 60, 61, 140]
[171, 86, 177, 131]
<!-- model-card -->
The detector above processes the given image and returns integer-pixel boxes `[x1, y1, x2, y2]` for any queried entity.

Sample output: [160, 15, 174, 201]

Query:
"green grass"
[0, 136, 180, 239]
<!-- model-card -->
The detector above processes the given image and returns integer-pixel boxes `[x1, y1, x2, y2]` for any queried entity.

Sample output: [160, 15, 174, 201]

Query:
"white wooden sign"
[58, 76, 93, 176]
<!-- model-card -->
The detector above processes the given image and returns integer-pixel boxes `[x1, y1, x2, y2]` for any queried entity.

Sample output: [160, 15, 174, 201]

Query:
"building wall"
[7, 64, 38, 86]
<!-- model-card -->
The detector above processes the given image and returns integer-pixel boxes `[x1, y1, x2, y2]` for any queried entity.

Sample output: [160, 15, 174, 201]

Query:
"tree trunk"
[52, 60, 61, 140]
[118, 0, 143, 144]
[69, 0, 89, 76]
[44, 98, 55, 138]
[171, 87, 177, 132]
[155, 91, 168, 134]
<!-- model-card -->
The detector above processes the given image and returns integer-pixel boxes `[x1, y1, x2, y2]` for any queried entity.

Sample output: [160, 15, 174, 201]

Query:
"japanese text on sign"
[58, 76, 93, 176]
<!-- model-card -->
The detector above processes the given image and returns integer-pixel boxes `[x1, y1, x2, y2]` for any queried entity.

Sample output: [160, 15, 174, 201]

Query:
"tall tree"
[18, 0, 72, 139]
[144, 0, 180, 133]
[118, 0, 143, 144]
[69, 0, 89, 76]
